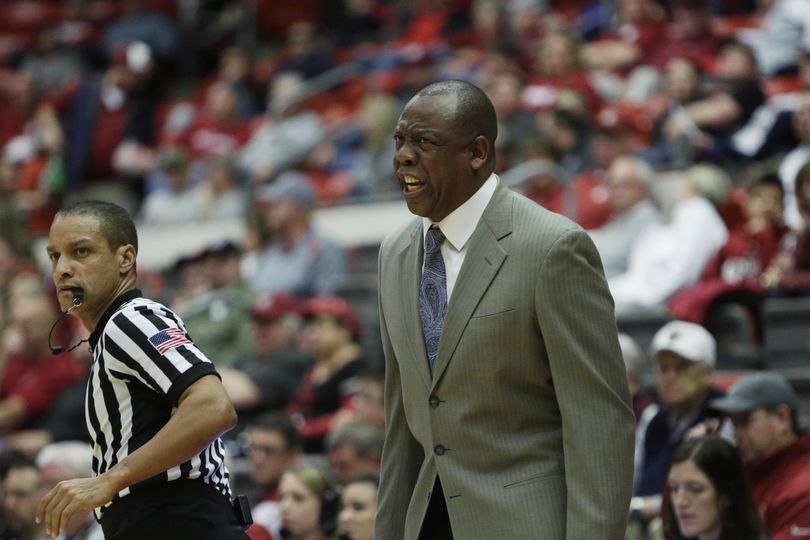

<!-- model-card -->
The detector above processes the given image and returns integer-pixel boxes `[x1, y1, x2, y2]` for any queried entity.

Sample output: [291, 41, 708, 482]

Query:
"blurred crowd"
[2, 0, 810, 539]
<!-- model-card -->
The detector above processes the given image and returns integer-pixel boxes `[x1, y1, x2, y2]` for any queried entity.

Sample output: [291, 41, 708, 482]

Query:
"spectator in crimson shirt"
[645, 0, 721, 71]
[669, 173, 788, 324]
[175, 80, 253, 160]
[762, 160, 810, 293]
[0, 70, 38, 151]
[61, 41, 159, 198]
[710, 372, 810, 540]
[193, 46, 260, 119]
[520, 120, 613, 230]
[0, 296, 81, 433]
[286, 297, 367, 453]
[582, 0, 667, 74]
[523, 28, 602, 115]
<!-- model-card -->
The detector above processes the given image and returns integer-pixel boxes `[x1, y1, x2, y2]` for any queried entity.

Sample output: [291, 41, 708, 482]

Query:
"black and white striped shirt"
[87, 289, 232, 520]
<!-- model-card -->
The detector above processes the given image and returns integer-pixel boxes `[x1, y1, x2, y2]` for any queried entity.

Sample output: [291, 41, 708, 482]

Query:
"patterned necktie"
[419, 226, 447, 377]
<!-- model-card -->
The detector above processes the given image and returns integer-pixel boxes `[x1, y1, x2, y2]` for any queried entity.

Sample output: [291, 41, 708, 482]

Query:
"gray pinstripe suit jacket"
[375, 181, 635, 539]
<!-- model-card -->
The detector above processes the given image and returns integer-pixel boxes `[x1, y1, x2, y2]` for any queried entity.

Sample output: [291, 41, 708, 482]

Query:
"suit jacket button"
[429, 395, 440, 408]
[434, 445, 445, 456]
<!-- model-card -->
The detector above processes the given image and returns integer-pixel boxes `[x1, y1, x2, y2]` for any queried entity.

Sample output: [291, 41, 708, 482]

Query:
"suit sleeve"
[535, 228, 635, 539]
[374, 245, 424, 540]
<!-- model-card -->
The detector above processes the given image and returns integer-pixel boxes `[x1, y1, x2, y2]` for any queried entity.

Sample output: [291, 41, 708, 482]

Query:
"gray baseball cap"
[255, 171, 315, 208]
[710, 372, 798, 413]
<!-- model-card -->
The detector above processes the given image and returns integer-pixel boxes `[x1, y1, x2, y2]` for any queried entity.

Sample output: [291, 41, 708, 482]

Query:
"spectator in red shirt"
[0, 296, 81, 433]
[646, 0, 722, 71]
[669, 172, 788, 324]
[710, 372, 810, 540]
[762, 160, 810, 293]
[286, 297, 367, 453]
[61, 41, 160, 211]
[582, 0, 667, 73]
[0, 70, 37, 151]
[523, 28, 602, 114]
[194, 46, 260, 119]
[175, 81, 253, 160]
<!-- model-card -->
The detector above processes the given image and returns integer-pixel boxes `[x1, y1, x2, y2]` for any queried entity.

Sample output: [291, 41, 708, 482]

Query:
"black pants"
[100, 479, 249, 540]
[418, 478, 454, 540]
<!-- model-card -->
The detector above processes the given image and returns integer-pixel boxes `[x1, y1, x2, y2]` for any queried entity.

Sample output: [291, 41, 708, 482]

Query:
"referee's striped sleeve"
[104, 300, 217, 400]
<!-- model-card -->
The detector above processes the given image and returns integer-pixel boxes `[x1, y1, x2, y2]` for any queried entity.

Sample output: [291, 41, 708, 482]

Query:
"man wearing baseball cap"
[711, 372, 810, 540]
[631, 321, 726, 521]
[243, 171, 347, 298]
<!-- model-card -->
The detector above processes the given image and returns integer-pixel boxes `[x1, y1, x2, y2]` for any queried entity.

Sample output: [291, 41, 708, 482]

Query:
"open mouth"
[401, 174, 426, 194]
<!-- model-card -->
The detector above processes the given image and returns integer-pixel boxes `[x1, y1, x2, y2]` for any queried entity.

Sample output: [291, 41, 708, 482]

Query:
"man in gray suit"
[375, 80, 635, 539]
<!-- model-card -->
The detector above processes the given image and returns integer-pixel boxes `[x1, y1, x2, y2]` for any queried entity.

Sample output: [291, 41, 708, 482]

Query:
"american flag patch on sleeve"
[148, 328, 192, 354]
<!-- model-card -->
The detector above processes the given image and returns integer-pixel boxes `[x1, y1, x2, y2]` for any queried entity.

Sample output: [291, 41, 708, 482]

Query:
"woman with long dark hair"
[664, 435, 766, 540]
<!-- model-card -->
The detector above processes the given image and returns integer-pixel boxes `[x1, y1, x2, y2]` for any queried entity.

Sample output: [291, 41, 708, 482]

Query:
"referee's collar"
[89, 289, 143, 349]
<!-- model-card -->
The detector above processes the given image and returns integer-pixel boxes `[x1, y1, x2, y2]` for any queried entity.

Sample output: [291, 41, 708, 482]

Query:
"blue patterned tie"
[419, 226, 447, 377]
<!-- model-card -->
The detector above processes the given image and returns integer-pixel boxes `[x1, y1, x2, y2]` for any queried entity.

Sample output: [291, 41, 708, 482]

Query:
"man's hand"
[36, 475, 118, 537]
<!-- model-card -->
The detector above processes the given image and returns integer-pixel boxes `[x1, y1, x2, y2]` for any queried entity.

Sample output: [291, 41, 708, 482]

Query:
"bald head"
[416, 80, 498, 169]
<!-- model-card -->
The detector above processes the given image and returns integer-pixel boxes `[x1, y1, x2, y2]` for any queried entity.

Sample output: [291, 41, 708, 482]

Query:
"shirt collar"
[422, 173, 498, 250]
[89, 288, 143, 349]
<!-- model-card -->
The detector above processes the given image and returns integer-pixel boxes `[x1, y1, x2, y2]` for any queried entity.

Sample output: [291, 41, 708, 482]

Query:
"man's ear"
[470, 135, 490, 171]
[774, 403, 792, 427]
[118, 244, 137, 275]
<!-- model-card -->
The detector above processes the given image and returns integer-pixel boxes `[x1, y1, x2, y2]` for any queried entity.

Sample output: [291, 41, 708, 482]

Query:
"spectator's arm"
[683, 93, 742, 129]
[581, 41, 642, 70]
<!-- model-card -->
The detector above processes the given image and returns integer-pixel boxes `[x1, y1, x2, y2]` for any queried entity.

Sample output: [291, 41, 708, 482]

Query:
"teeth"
[403, 175, 421, 185]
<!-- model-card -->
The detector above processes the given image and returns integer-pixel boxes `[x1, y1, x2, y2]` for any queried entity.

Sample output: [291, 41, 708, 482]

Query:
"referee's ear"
[117, 244, 137, 276]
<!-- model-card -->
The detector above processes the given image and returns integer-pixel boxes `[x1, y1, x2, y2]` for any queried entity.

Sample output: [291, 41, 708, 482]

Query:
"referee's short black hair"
[56, 200, 138, 254]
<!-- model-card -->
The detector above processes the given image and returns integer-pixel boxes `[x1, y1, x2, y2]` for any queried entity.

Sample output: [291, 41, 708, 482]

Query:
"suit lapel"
[431, 185, 513, 387]
[395, 221, 433, 389]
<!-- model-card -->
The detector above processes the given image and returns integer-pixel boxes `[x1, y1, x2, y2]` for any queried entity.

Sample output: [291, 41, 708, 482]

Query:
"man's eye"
[76, 248, 89, 257]
[48, 253, 59, 262]
[418, 137, 434, 147]
[393, 134, 404, 147]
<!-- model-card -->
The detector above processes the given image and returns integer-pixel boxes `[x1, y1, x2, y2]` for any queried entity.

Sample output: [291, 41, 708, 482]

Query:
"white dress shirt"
[421, 173, 498, 301]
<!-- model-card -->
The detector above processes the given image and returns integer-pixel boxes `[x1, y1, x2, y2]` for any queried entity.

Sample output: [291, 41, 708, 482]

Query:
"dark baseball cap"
[710, 372, 798, 414]
[203, 239, 242, 258]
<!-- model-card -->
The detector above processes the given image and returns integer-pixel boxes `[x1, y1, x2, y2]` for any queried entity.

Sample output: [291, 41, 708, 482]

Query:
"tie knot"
[425, 227, 445, 255]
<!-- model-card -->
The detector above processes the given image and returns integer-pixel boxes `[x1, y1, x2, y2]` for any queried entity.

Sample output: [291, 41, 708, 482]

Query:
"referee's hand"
[36, 475, 117, 537]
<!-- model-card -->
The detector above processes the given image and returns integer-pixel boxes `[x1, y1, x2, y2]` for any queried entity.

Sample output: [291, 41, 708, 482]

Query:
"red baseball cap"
[302, 296, 360, 340]
[251, 292, 300, 322]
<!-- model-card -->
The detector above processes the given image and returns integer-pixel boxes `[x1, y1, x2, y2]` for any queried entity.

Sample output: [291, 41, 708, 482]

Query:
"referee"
[37, 201, 249, 540]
